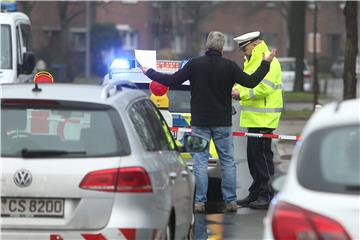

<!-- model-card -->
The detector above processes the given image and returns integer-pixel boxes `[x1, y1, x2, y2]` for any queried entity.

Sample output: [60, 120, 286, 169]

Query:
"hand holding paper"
[135, 49, 157, 70]
[140, 66, 149, 74]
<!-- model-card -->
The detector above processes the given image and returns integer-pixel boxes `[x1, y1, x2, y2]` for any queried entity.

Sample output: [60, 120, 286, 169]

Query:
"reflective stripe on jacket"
[233, 41, 283, 129]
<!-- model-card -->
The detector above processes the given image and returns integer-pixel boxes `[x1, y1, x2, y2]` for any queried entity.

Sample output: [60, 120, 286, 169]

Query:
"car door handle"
[181, 170, 189, 178]
[169, 172, 177, 180]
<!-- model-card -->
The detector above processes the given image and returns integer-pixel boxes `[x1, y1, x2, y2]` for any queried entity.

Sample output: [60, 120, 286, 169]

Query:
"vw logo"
[13, 169, 32, 188]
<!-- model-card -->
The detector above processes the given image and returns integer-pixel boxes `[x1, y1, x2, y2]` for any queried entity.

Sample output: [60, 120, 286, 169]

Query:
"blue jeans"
[192, 126, 237, 203]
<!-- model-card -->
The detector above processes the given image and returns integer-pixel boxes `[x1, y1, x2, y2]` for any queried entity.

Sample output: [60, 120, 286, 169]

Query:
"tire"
[207, 177, 222, 201]
[164, 222, 171, 240]
[187, 213, 194, 240]
[165, 213, 174, 240]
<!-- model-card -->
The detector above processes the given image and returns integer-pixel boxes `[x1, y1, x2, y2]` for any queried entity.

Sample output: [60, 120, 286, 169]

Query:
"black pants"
[247, 128, 275, 202]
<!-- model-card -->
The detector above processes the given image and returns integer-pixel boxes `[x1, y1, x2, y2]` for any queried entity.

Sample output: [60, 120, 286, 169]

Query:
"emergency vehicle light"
[110, 58, 136, 70]
[33, 71, 54, 84]
[0, 1, 16, 12]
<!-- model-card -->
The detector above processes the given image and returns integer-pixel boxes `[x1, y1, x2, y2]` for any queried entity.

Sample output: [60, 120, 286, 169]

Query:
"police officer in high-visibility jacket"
[232, 31, 283, 209]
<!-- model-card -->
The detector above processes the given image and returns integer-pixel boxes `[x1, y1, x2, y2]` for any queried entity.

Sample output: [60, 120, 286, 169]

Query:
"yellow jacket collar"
[252, 41, 269, 55]
[244, 41, 269, 63]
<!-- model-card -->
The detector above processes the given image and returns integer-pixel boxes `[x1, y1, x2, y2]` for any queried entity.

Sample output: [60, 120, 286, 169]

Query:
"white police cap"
[234, 31, 261, 48]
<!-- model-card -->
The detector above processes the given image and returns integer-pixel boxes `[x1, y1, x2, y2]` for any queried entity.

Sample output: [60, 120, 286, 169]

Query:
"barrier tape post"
[170, 127, 300, 141]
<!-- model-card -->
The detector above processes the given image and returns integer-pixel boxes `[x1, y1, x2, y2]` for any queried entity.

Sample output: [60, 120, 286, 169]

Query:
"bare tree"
[151, 1, 219, 59]
[55, 1, 86, 81]
[343, 1, 358, 99]
[270, 1, 306, 92]
[17, 1, 37, 19]
[288, 1, 306, 92]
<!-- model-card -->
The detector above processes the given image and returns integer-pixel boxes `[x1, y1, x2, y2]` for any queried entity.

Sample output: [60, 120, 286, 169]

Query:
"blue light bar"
[110, 59, 131, 70]
[0, 1, 17, 12]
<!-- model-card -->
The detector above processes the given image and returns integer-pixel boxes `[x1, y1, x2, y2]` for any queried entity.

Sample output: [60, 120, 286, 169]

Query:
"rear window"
[297, 125, 360, 194]
[1, 99, 130, 158]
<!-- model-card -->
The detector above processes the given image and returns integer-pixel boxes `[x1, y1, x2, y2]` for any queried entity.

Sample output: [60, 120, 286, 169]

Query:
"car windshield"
[0, 24, 12, 69]
[297, 125, 360, 194]
[1, 100, 130, 158]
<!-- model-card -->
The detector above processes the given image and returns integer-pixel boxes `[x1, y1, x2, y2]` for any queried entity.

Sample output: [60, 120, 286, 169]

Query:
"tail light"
[272, 201, 350, 240]
[303, 71, 311, 78]
[208, 159, 217, 165]
[79, 167, 152, 193]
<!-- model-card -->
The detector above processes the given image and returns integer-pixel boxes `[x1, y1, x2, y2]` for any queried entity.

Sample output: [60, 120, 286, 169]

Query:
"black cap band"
[238, 37, 260, 48]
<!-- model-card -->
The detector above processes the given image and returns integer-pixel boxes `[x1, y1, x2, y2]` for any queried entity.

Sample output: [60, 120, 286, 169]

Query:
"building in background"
[18, 1, 352, 79]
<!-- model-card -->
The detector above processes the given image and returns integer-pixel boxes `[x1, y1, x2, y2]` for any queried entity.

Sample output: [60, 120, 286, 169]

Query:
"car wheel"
[187, 213, 194, 240]
[164, 214, 174, 240]
[207, 177, 222, 201]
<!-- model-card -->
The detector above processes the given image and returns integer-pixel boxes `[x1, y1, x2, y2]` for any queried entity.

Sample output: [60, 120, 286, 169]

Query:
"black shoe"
[248, 198, 270, 209]
[236, 195, 257, 206]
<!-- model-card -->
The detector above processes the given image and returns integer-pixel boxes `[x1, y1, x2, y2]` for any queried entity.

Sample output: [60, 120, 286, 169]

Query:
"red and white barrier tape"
[170, 127, 300, 141]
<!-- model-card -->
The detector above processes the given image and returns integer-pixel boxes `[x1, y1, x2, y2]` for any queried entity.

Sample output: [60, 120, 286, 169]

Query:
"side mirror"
[271, 175, 287, 193]
[232, 106, 237, 115]
[21, 52, 36, 74]
[181, 135, 209, 153]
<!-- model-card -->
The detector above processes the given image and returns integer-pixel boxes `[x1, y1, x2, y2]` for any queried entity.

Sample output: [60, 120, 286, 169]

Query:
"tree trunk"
[18, 2, 36, 19]
[343, 1, 358, 100]
[288, 1, 306, 92]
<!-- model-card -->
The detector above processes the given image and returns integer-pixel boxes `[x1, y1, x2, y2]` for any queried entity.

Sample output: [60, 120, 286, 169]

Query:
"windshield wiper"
[21, 148, 86, 157]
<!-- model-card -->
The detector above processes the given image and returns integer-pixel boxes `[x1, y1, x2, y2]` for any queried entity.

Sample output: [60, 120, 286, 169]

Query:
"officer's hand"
[263, 49, 277, 63]
[140, 66, 149, 74]
[231, 89, 241, 100]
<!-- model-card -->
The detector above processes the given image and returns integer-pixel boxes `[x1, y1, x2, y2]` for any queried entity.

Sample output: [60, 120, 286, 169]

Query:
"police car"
[103, 58, 222, 195]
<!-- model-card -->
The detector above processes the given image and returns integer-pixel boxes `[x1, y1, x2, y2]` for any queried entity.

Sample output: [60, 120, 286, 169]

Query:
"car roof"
[104, 70, 190, 86]
[0, 83, 147, 105]
[0, 12, 30, 24]
[301, 98, 360, 139]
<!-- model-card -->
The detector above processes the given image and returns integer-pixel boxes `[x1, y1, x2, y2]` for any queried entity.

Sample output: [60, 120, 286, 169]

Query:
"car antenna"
[32, 71, 54, 92]
[334, 100, 342, 112]
[32, 82, 42, 92]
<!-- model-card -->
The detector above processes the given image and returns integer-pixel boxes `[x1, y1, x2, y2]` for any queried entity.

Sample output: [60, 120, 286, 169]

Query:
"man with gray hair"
[141, 31, 276, 213]
[207, 31, 225, 51]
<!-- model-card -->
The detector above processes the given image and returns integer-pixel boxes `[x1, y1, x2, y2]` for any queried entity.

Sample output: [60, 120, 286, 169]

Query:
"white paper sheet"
[134, 49, 157, 69]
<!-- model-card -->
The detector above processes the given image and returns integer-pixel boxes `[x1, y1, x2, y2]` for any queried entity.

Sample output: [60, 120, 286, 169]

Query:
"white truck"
[0, 8, 35, 84]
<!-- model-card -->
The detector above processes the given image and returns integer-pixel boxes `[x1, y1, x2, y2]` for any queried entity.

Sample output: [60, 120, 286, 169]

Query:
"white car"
[263, 98, 360, 240]
[0, 80, 207, 239]
[331, 56, 360, 78]
[278, 57, 312, 92]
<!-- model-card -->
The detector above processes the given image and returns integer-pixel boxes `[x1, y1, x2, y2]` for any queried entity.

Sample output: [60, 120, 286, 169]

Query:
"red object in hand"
[149, 81, 168, 96]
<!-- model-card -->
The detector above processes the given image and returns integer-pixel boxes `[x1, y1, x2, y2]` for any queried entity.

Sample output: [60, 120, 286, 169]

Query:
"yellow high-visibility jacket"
[233, 41, 283, 129]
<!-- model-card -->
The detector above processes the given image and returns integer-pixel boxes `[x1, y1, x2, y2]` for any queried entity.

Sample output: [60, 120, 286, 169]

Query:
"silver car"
[278, 57, 312, 92]
[1, 81, 205, 239]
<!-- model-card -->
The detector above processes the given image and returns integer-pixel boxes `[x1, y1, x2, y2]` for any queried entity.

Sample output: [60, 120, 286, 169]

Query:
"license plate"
[1, 198, 64, 218]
